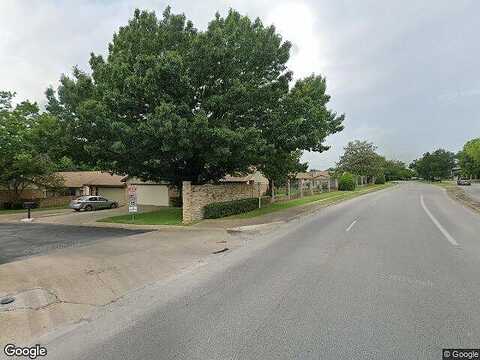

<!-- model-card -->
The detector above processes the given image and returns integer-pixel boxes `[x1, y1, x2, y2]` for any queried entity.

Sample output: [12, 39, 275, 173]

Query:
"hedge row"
[203, 197, 259, 219]
[0, 201, 38, 210]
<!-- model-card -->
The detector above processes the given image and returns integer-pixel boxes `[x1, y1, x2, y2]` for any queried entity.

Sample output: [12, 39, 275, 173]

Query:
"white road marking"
[420, 195, 458, 246]
[346, 219, 358, 232]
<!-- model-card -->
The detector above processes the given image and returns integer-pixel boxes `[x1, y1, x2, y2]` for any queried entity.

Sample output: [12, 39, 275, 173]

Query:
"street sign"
[127, 185, 138, 213]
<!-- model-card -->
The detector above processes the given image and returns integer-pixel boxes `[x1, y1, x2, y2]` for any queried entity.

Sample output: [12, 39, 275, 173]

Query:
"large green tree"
[383, 159, 414, 181]
[47, 8, 344, 186]
[336, 140, 384, 178]
[458, 138, 480, 179]
[0, 92, 63, 202]
[410, 149, 455, 181]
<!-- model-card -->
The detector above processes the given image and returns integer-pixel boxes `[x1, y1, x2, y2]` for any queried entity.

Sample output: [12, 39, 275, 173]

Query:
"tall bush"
[375, 174, 386, 184]
[338, 172, 356, 191]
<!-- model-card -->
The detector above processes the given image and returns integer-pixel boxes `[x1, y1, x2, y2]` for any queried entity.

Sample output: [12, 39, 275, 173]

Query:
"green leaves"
[336, 140, 384, 177]
[47, 7, 344, 185]
[0, 93, 64, 199]
[458, 138, 480, 178]
[411, 149, 455, 181]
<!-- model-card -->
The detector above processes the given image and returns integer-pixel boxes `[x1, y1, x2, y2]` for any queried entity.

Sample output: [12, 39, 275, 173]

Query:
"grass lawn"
[227, 183, 394, 219]
[98, 207, 183, 225]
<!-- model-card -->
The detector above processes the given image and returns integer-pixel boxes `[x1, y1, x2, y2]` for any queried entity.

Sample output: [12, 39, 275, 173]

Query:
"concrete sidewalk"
[0, 228, 240, 344]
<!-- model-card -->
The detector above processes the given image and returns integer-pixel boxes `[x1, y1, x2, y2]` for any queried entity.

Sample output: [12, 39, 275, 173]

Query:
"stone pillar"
[334, 178, 338, 190]
[287, 180, 291, 200]
[310, 181, 313, 196]
[300, 179, 304, 197]
[182, 181, 192, 224]
[327, 179, 331, 192]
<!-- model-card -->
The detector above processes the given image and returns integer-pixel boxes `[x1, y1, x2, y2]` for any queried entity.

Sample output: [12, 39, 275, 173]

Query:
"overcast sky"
[1, 0, 479, 169]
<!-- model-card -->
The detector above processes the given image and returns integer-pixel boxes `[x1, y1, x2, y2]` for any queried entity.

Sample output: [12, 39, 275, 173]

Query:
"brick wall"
[182, 181, 268, 223]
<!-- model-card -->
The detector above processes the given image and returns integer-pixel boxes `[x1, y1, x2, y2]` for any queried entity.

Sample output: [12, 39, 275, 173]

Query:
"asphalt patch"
[0, 223, 151, 265]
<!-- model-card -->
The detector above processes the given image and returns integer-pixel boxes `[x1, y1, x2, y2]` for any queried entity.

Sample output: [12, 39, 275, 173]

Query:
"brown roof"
[222, 171, 268, 184]
[56, 171, 125, 188]
[295, 170, 330, 180]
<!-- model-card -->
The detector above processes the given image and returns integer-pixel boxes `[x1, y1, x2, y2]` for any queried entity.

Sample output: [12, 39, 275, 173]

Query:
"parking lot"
[0, 223, 151, 265]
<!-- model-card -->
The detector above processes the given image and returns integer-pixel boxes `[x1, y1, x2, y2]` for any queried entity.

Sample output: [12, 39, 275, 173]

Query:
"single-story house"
[222, 170, 269, 185]
[122, 177, 177, 207]
[123, 170, 269, 207]
[295, 170, 330, 188]
[56, 171, 126, 204]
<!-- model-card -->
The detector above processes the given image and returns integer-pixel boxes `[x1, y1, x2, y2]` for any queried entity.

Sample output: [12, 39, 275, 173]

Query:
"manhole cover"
[0, 297, 15, 305]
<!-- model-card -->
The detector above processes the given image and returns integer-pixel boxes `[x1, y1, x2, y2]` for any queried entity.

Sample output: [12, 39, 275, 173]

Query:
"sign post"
[127, 185, 138, 222]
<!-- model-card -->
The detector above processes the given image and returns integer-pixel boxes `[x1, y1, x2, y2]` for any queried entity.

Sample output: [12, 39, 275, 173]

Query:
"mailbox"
[23, 202, 37, 209]
[23, 201, 37, 220]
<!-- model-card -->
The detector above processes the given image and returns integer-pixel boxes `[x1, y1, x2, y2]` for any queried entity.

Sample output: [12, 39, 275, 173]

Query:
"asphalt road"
[0, 223, 149, 264]
[44, 182, 480, 360]
[463, 183, 480, 202]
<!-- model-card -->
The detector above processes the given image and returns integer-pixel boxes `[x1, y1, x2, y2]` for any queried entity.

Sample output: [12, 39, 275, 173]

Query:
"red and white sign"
[127, 185, 138, 213]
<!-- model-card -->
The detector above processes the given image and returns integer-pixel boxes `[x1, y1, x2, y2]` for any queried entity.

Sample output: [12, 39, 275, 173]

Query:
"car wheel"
[110, 203, 118, 209]
[84, 205, 93, 211]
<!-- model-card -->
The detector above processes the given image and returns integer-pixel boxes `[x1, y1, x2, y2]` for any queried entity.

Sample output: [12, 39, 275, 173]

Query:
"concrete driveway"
[0, 223, 150, 265]
[463, 183, 480, 202]
[33, 205, 161, 226]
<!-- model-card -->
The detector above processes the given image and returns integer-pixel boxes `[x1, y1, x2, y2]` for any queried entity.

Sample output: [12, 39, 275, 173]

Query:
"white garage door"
[97, 187, 126, 204]
[136, 185, 169, 206]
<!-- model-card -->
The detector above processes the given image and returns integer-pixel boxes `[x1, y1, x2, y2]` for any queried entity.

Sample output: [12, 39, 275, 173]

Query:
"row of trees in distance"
[334, 140, 414, 185]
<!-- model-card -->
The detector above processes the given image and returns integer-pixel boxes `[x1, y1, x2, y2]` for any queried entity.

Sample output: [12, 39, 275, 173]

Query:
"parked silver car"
[457, 179, 472, 186]
[70, 196, 119, 211]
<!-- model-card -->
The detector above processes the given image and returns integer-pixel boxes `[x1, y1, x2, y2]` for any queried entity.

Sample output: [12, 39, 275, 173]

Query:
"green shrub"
[375, 174, 386, 184]
[338, 172, 356, 191]
[204, 198, 259, 219]
[2, 201, 26, 210]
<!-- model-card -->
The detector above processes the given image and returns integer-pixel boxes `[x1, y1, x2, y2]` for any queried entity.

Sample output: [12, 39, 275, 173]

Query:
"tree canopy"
[336, 140, 384, 178]
[0, 91, 63, 201]
[383, 159, 413, 181]
[410, 149, 455, 181]
[47, 8, 344, 185]
[457, 138, 480, 179]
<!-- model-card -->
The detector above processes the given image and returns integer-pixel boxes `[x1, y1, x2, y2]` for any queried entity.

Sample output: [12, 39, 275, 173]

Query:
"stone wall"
[182, 181, 267, 223]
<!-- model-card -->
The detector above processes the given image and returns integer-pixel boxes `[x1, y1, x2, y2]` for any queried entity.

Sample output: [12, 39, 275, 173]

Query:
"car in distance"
[457, 179, 472, 186]
[70, 196, 119, 211]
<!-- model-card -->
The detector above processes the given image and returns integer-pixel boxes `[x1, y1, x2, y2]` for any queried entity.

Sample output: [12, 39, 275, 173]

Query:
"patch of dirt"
[445, 185, 480, 214]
